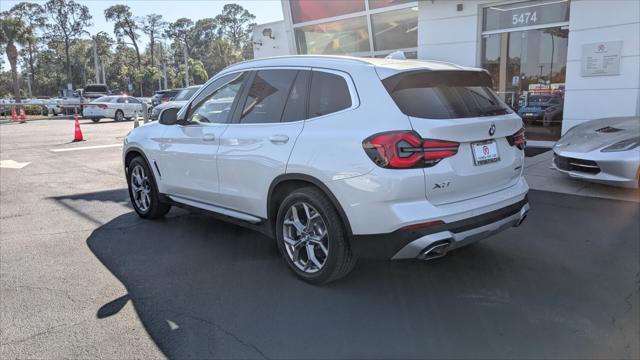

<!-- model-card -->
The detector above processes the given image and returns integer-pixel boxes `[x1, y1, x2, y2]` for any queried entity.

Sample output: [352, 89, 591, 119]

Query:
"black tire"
[115, 110, 124, 122]
[91, 118, 100, 123]
[126, 156, 171, 219]
[275, 187, 356, 284]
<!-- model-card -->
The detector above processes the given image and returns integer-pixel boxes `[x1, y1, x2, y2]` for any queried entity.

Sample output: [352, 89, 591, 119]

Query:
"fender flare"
[267, 173, 353, 237]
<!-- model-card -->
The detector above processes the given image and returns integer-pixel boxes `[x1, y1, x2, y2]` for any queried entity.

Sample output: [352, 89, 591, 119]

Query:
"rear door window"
[281, 70, 310, 123]
[308, 71, 352, 118]
[240, 69, 299, 124]
[382, 70, 511, 119]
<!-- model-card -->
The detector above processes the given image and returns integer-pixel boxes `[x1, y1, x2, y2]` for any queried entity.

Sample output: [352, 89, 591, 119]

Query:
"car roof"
[219, 55, 483, 79]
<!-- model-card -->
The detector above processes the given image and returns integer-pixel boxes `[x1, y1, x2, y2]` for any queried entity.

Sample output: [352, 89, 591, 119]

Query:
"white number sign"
[512, 11, 537, 26]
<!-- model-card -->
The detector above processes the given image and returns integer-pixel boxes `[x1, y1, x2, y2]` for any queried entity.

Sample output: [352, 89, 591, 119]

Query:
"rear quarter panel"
[286, 65, 414, 184]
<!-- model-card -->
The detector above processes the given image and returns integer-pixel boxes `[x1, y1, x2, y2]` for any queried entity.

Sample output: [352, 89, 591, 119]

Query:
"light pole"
[26, 72, 33, 98]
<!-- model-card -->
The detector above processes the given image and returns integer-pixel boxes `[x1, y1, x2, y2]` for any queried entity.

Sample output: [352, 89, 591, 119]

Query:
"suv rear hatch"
[381, 69, 525, 205]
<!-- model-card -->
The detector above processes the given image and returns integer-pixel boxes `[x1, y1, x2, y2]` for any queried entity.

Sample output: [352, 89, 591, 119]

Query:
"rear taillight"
[507, 128, 526, 150]
[363, 131, 459, 169]
[98, 104, 108, 109]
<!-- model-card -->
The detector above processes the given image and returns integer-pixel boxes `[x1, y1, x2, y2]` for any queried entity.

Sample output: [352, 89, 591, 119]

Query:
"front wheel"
[276, 187, 356, 284]
[127, 157, 171, 219]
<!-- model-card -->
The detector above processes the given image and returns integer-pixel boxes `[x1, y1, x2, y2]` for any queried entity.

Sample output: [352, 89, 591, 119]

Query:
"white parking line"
[0, 160, 30, 169]
[50, 144, 123, 152]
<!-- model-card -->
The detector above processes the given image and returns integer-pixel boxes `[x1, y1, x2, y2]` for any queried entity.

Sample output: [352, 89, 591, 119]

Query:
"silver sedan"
[552, 116, 640, 188]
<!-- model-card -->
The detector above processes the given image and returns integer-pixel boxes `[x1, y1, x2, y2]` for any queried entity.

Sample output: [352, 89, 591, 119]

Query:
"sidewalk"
[524, 149, 640, 203]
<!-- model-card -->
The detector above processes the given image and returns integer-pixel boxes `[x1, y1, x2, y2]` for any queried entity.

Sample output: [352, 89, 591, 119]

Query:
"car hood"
[554, 117, 640, 153]
[153, 100, 188, 111]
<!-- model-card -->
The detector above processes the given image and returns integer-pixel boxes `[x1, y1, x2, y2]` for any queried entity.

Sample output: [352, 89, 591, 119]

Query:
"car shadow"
[85, 189, 639, 359]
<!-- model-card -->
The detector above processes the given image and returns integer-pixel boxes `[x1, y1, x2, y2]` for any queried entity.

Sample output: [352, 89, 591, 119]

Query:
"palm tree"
[0, 12, 27, 103]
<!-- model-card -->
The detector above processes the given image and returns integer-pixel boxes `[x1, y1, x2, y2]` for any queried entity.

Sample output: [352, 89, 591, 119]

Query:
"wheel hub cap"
[282, 202, 329, 274]
[130, 165, 151, 212]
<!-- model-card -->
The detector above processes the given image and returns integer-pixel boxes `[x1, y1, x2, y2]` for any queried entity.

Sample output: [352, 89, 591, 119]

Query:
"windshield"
[174, 87, 201, 101]
[383, 70, 511, 119]
[529, 95, 553, 103]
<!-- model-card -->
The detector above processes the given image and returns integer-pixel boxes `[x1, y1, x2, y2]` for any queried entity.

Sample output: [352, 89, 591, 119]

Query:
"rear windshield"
[92, 96, 112, 103]
[174, 87, 201, 101]
[382, 70, 511, 119]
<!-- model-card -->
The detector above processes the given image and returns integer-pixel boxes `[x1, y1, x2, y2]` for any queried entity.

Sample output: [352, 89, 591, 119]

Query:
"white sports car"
[552, 116, 640, 188]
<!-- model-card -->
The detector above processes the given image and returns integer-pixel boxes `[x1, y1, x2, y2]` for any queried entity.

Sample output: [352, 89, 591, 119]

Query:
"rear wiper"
[480, 107, 509, 116]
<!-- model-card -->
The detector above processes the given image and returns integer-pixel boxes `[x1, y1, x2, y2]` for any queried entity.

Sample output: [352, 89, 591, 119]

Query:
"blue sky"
[1, 0, 284, 68]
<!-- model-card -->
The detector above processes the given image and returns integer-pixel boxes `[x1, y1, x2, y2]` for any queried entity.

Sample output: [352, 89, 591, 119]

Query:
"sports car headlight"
[601, 137, 640, 152]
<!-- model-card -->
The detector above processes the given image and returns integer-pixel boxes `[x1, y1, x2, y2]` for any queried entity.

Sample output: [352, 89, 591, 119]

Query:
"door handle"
[202, 134, 215, 142]
[269, 134, 289, 144]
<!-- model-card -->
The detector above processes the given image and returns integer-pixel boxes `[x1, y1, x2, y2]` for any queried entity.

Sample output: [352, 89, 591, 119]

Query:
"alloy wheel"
[282, 202, 329, 274]
[130, 164, 151, 212]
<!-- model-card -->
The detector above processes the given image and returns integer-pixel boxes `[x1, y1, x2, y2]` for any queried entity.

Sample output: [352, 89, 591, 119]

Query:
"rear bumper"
[350, 197, 529, 259]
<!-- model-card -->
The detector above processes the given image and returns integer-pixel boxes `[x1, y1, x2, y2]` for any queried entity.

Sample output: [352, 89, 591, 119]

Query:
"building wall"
[416, 0, 640, 135]
[252, 21, 291, 59]
[417, 0, 484, 67]
[563, 0, 640, 131]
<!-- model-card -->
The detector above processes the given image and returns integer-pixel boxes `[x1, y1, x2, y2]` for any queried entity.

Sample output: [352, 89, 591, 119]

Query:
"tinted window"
[188, 73, 246, 124]
[308, 71, 351, 118]
[175, 87, 202, 101]
[383, 71, 511, 119]
[281, 71, 310, 123]
[93, 96, 111, 103]
[240, 70, 298, 124]
[117, 97, 127, 103]
[84, 85, 108, 93]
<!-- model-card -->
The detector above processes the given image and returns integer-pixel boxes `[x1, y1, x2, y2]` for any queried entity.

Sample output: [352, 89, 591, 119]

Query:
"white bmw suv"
[123, 56, 529, 284]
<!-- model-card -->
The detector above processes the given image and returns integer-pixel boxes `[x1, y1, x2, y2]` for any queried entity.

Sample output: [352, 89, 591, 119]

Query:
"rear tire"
[91, 118, 100, 123]
[275, 187, 356, 284]
[127, 156, 171, 219]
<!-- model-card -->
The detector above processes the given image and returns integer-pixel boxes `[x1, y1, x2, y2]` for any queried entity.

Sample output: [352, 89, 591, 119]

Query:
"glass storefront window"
[290, 0, 365, 24]
[370, 7, 418, 51]
[294, 16, 370, 55]
[483, 0, 570, 32]
[482, 26, 568, 141]
[368, 0, 415, 10]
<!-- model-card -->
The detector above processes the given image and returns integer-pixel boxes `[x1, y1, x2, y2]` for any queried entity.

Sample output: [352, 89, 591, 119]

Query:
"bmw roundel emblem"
[489, 123, 496, 136]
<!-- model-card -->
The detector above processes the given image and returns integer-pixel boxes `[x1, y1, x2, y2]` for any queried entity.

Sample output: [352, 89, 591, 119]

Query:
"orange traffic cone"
[11, 107, 17, 122]
[73, 113, 84, 142]
[19, 108, 26, 123]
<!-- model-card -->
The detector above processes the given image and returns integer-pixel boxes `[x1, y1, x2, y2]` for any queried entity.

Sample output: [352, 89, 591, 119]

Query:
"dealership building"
[252, 0, 640, 142]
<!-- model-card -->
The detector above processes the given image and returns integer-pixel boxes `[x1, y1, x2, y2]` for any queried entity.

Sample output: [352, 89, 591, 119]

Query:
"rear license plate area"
[471, 140, 500, 166]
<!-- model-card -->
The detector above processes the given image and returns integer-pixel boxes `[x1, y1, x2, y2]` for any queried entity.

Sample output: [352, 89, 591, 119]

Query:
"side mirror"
[159, 107, 178, 125]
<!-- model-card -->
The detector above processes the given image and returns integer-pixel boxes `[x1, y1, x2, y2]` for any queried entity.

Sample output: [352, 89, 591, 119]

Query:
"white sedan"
[83, 95, 145, 122]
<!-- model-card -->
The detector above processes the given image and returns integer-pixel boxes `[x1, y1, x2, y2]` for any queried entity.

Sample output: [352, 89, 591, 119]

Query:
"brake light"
[363, 131, 460, 169]
[97, 104, 108, 109]
[423, 139, 460, 165]
[507, 128, 526, 150]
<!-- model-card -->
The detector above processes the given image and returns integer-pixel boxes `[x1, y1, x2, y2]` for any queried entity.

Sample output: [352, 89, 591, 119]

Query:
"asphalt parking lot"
[1, 118, 639, 359]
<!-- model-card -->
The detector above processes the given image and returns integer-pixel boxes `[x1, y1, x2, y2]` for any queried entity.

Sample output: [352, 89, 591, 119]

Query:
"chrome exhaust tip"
[514, 212, 528, 227]
[418, 240, 451, 260]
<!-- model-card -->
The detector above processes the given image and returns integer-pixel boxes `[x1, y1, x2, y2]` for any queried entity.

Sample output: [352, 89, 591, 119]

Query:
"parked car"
[150, 85, 202, 121]
[83, 95, 145, 122]
[151, 89, 182, 107]
[518, 95, 563, 126]
[552, 116, 640, 188]
[47, 98, 64, 115]
[136, 97, 153, 115]
[123, 56, 530, 284]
